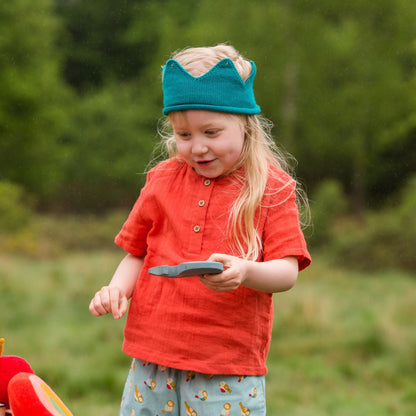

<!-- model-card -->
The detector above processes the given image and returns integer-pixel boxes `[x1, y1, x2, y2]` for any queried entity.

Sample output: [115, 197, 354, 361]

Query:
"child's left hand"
[198, 253, 248, 292]
[199, 254, 299, 293]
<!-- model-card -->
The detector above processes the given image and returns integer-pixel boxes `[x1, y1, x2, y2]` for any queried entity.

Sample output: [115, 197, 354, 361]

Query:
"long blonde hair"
[157, 44, 309, 260]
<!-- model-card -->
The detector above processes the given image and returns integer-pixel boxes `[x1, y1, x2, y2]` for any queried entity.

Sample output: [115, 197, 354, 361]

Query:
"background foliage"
[1, 0, 415, 211]
[1, 0, 415, 271]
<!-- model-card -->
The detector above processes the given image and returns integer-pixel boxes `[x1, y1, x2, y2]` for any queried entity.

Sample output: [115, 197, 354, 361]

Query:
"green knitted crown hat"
[162, 58, 261, 115]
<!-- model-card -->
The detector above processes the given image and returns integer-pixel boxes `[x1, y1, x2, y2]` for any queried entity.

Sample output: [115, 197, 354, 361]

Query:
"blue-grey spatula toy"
[148, 261, 223, 278]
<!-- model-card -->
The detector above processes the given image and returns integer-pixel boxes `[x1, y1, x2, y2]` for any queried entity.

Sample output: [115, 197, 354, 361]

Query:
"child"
[90, 44, 311, 416]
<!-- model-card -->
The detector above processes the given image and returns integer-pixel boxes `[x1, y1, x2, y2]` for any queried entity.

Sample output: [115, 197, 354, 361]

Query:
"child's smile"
[170, 110, 245, 178]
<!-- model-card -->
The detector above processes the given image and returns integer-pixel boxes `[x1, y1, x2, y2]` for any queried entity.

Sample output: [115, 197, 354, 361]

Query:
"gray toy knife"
[148, 261, 223, 278]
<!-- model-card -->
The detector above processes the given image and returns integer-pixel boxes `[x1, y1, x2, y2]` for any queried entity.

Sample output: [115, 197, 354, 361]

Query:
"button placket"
[187, 178, 214, 254]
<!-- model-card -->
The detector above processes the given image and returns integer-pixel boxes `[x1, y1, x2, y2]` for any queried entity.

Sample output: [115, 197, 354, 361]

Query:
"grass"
[1, 251, 415, 415]
[268, 258, 416, 415]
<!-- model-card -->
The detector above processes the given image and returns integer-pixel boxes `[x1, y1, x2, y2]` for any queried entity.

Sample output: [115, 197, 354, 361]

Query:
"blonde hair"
[157, 44, 309, 260]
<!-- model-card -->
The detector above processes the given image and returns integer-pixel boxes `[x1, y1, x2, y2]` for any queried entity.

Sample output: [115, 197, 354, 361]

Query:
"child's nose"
[191, 138, 208, 155]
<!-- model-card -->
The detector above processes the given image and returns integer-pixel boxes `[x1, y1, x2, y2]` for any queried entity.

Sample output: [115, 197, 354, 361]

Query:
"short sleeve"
[114, 171, 157, 256]
[262, 175, 311, 271]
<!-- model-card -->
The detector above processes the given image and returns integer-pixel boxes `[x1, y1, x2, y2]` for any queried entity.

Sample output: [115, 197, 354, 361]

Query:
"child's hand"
[200, 254, 299, 293]
[198, 253, 248, 292]
[89, 286, 128, 320]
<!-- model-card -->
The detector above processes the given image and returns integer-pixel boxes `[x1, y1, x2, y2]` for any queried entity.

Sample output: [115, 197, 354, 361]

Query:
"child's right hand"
[89, 286, 128, 320]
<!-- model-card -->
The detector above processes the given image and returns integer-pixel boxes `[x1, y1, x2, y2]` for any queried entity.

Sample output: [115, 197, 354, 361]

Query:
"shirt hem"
[122, 344, 268, 376]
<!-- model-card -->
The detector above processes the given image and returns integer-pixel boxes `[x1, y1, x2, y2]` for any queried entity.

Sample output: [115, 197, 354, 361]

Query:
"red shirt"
[115, 158, 311, 375]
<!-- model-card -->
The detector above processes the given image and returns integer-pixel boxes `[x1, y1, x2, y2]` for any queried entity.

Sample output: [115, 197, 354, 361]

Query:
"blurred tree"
[55, 0, 176, 92]
[3, 0, 413, 213]
[0, 0, 70, 198]
[49, 0, 201, 211]
[51, 82, 156, 212]
[281, 0, 416, 212]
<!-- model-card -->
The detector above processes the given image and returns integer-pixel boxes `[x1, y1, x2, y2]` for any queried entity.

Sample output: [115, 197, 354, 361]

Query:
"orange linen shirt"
[115, 158, 311, 375]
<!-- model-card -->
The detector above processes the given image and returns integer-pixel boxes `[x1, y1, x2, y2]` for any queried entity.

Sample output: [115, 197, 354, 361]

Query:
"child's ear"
[8, 373, 73, 416]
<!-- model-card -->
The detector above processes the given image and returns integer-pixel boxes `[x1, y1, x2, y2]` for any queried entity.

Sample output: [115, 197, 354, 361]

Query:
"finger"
[209, 256, 234, 273]
[89, 288, 111, 316]
[99, 288, 112, 313]
[89, 296, 107, 316]
[208, 253, 229, 263]
[89, 299, 100, 316]
[117, 296, 129, 319]
[201, 268, 234, 286]
[199, 274, 225, 289]
[109, 289, 122, 318]
[110, 289, 128, 320]
[199, 276, 237, 292]
[200, 272, 222, 282]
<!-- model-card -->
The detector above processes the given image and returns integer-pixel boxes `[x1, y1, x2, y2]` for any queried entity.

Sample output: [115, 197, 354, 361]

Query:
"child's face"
[170, 110, 245, 178]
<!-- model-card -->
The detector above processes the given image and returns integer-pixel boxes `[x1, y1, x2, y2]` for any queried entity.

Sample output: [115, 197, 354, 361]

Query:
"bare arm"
[89, 254, 144, 319]
[199, 254, 299, 293]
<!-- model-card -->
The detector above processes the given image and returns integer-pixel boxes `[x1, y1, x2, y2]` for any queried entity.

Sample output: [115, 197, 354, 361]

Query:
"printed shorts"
[120, 359, 266, 416]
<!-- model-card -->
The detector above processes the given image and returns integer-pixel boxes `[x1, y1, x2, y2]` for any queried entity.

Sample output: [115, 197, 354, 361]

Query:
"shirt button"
[193, 225, 201, 233]
[204, 179, 211, 186]
[198, 200, 205, 207]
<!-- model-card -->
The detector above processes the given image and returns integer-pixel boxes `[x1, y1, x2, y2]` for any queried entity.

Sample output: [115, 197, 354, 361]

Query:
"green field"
[1, 251, 415, 415]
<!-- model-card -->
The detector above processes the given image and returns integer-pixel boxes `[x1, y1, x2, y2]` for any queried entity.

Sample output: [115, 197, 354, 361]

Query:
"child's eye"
[205, 129, 220, 136]
[176, 132, 190, 138]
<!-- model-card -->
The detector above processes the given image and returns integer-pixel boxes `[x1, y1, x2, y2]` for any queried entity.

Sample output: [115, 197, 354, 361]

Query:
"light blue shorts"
[120, 359, 266, 415]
